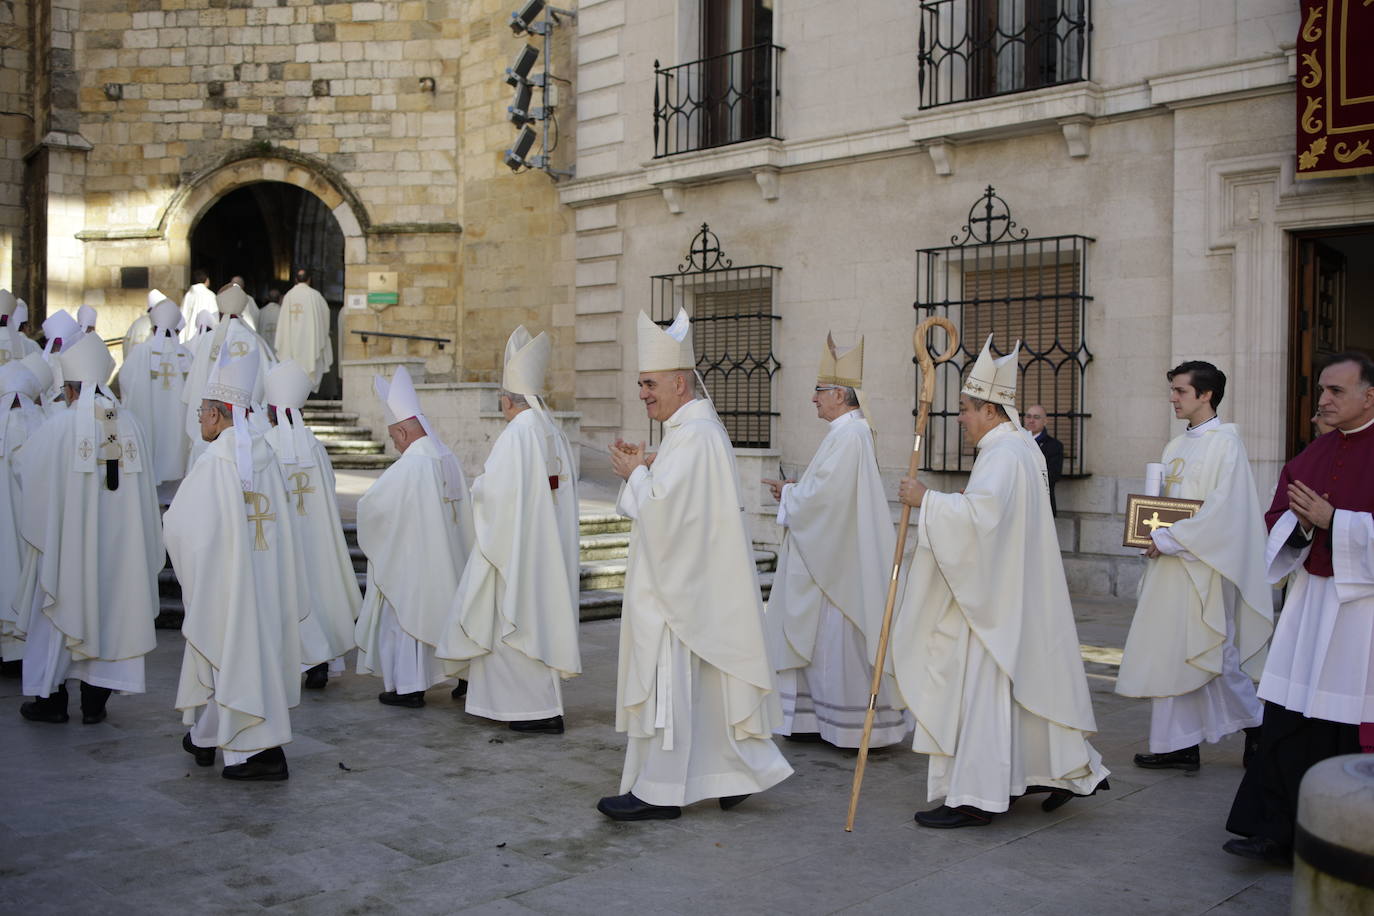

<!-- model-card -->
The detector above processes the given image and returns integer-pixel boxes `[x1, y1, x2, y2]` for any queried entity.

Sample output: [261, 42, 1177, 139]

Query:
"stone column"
[1293, 754, 1374, 914]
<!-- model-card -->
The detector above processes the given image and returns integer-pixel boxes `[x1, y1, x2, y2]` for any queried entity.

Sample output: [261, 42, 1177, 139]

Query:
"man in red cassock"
[1224, 351, 1374, 865]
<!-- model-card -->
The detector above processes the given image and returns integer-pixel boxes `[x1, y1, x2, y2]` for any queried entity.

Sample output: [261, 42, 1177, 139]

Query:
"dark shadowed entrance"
[190, 182, 345, 399]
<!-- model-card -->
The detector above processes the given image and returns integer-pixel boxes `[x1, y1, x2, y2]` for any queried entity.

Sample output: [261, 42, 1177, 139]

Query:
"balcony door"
[701, 0, 774, 148]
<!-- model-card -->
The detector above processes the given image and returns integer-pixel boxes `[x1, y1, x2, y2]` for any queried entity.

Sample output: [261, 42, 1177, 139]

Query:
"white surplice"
[892, 423, 1108, 812]
[438, 408, 580, 721]
[354, 435, 475, 694]
[0, 396, 45, 664]
[1117, 417, 1273, 752]
[274, 284, 332, 389]
[265, 421, 360, 668]
[767, 409, 910, 747]
[166, 427, 305, 759]
[12, 394, 161, 697]
[118, 329, 193, 485]
[614, 397, 793, 806]
[1260, 508, 1374, 725]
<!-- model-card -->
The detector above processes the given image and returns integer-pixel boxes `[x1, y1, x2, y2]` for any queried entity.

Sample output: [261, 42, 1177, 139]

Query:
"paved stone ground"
[1, 473, 1293, 915]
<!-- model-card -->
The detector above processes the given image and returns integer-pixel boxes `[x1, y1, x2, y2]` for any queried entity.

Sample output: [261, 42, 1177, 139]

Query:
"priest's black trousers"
[1225, 701, 1360, 850]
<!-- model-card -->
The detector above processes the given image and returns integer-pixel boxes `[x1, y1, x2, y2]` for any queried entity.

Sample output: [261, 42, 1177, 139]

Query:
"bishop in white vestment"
[12, 334, 161, 725]
[1225, 353, 1374, 865]
[0, 359, 52, 675]
[181, 285, 274, 470]
[39, 310, 83, 408]
[893, 336, 1109, 828]
[0, 289, 41, 365]
[166, 346, 305, 780]
[598, 310, 793, 821]
[764, 334, 910, 748]
[264, 360, 359, 690]
[275, 271, 333, 390]
[354, 366, 475, 707]
[1118, 362, 1272, 771]
[118, 298, 193, 491]
[179, 270, 217, 342]
[439, 327, 581, 733]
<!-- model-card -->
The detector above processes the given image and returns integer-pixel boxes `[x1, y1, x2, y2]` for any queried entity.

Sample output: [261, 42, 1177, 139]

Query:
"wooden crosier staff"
[845, 315, 958, 832]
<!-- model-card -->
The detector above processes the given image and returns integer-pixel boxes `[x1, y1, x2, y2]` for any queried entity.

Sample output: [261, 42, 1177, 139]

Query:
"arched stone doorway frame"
[159, 148, 369, 294]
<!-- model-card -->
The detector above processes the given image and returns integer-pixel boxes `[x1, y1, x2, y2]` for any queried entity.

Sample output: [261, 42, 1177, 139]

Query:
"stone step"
[331, 454, 395, 470]
[308, 424, 374, 438]
[579, 548, 777, 591]
[578, 532, 630, 561]
[304, 399, 343, 410]
[578, 513, 633, 536]
[302, 410, 361, 424]
[321, 438, 386, 451]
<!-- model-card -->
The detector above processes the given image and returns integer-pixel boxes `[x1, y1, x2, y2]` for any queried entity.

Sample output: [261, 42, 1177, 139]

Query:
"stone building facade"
[560, 0, 1374, 595]
[1, 0, 576, 412]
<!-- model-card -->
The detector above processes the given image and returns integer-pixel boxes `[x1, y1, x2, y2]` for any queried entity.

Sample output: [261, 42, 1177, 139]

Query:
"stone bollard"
[1293, 754, 1374, 915]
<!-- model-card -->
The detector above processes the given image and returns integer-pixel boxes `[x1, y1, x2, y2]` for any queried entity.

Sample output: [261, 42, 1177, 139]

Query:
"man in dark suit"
[1024, 405, 1063, 516]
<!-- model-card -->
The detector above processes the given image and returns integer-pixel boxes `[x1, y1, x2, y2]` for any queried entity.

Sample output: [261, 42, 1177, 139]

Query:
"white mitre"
[818, 331, 873, 430]
[637, 308, 695, 373]
[77, 304, 98, 331]
[264, 359, 316, 467]
[0, 362, 44, 457]
[58, 330, 115, 387]
[217, 285, 249, 316]
[502, 325, 551, 398]
[42, 309, 83, 354]
[150, 298, 180, 332]
[205, 345, 262, 490]
[0, 289, 15, 321]
[194, 310, 217, 333]
[147, 288, 166, 309]
[375, 364, 465, 501]
[961, 333, 1023, 429]
[19, 352, 53, 394]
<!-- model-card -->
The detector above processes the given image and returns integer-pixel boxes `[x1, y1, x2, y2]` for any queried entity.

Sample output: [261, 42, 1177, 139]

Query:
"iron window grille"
[915, 186, 1093, 475]
[651, 223, 782, 448]
[653, 44, 784, 158]
[918, 0, 1090, 109]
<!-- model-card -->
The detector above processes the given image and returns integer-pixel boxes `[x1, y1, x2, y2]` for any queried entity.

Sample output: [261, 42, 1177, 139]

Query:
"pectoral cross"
[229, 341, 250, 358]
[288, 470, 314, 515]
[443, 495, 461, 525]
[1163, 457, 1186, 493]
[150, 360, 176, 390]
[1143, 511, 1174, 532]
[244, 491, 276, 551]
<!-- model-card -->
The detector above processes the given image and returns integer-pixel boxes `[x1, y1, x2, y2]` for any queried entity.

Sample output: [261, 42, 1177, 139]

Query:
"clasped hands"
[1288, 480, 1334, 532]
[609, 439, 655, 481]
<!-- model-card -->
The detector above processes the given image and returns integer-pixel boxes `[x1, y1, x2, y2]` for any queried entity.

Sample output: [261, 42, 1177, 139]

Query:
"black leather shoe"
[450, 679, 468, 699]
[378, 690, 425, 708]
[1028, 777, 1111, 812]
[914, 804, 995, 828]
[80, 682, 112, 724]
[303, 664, 328, 690]
[222, 747, 289, 781]
[183, 732, 215, 767]
[1222, 836, 1292, 866]
[719, 794, 751, 811]
[1133, 745, 1200, 771]
[596, 793, 681, 821]
[20, 685, 69, 723]
[510, 715, 564, 734]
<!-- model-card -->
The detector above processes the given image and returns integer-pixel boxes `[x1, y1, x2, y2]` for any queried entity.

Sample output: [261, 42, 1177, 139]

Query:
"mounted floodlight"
[503, 125, 538, 171]
[507, 82, 534, 126]
[509, 0, 545, 35]
[505, 44, 539, 87]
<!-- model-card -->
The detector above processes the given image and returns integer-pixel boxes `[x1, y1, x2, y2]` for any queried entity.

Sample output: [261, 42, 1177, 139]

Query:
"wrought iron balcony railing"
[919, 0, 1089, 109]
[653, 44, 783, 158]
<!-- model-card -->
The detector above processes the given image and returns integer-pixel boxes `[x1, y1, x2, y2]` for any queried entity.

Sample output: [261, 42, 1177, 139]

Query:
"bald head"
[1023, 404, 1048, 437]
[387, 416, 426, 454]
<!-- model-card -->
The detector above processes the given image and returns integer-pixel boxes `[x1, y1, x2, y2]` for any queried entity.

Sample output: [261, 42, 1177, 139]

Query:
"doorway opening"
[189, 182, 345, 399]
[1288, 225, 1374, 457]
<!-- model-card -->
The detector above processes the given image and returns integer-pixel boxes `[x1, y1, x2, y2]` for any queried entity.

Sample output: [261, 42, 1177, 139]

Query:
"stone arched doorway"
[164, 153, 370, 400]
[189, 183, 346, 398]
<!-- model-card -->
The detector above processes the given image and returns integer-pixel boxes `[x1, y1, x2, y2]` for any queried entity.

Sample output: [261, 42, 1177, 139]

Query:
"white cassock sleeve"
[1333, 509, 1374, 604]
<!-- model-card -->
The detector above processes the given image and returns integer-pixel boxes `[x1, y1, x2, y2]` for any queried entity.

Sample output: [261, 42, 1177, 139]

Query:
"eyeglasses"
[814, 386, 843, 393]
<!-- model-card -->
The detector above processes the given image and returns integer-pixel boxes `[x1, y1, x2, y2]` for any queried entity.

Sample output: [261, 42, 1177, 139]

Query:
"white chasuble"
[614, 398, 793, 806]
[892, 424, 1107, 812]
[166, 428, 305, 752]
[438, 408, 580, 720]
[12, 396, 161, 695]
[118, 331, 193, 484]
[274, 284, 332, 388]
[265, 424, 360, 667]
[354, 435, 475, 692]
[1259, 509, 1374, 725]
[766, 409, 909, 747]
[1, 400, 45, 662]
[1117, 420, 1272, 751]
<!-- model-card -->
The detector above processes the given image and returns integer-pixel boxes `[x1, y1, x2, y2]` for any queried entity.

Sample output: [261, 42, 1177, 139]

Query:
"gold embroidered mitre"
[961, 333, 1020, 408]
[817, 332, 863, 388]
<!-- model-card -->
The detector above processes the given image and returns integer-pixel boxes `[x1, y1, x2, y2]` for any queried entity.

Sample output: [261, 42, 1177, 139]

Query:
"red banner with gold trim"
[1296, 0, 1374, 179]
